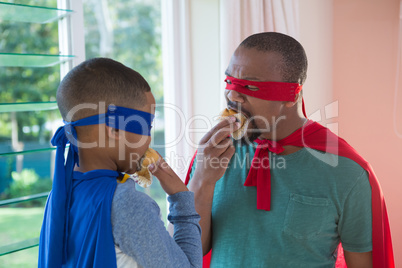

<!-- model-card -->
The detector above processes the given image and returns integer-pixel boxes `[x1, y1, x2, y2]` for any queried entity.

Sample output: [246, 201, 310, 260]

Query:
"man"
[186, 32, 394, 267]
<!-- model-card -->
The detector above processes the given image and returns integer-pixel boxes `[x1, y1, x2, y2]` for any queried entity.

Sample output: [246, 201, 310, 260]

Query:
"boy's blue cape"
[39, 170, 118, 267]
[38, 105, 154, 267]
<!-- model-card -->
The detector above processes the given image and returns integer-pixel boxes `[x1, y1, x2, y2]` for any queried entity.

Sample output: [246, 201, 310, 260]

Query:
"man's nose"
[226, 90, 245, 103]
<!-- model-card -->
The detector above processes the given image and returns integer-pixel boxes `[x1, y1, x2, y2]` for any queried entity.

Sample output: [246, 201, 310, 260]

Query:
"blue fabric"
[64, 105, 154, 148]
[38, 105, 154, 268]
[65, 170, 118, 267]
[105, 105, 154, 136]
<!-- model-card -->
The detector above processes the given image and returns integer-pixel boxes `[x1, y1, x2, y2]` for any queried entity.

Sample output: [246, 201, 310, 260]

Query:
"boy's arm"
[180, 118, 239, 255]
[111, 180, 201, 268]
[187, 177, 216, 255]
[167, 191, 202, 265]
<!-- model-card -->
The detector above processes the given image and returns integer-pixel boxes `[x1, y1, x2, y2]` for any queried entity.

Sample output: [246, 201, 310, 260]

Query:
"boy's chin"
[125, 169, 137, 175]
[126, 163, 141, 175]
[119, 160, 139, 175]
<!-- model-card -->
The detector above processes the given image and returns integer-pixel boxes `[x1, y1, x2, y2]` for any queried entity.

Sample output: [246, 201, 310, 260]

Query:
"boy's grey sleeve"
[111, 180, 202, 268]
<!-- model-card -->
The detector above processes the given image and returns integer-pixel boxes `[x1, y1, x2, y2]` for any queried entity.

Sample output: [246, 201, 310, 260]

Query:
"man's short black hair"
[240, 32, 308, 85]
[57, 58, 151, 121]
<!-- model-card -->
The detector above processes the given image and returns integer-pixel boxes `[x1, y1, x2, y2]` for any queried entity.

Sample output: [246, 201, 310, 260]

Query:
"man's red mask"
[224, 75, 306, 116]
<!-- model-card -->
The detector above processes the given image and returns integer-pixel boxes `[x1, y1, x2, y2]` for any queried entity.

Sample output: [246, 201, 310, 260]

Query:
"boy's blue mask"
[57, 104, 154, 144]
[41, 105, 154, 265]
[52, 104, 154, 166]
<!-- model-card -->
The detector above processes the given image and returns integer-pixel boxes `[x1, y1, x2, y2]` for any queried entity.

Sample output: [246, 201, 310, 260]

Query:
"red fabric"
[224, 75, 307, 119]
[202, 251, 212, 268]
[184, 121, 394, 267]
[244, 139, 284, 211]
[225, 76, 302, 102]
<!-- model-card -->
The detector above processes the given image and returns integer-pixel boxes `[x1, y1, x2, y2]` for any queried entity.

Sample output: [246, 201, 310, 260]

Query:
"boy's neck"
[74, 148, 118, 173]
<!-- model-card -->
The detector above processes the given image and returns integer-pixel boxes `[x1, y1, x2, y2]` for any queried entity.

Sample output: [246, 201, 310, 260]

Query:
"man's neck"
[257, 117, 307, 155]
[259, 117, 307, 141]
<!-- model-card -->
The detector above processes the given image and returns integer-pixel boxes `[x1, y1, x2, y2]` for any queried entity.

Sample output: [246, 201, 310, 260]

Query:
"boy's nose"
[226, 90, 245, 103]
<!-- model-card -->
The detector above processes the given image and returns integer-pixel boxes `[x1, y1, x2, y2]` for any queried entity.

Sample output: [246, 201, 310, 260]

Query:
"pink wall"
[333, 0, 402, 265]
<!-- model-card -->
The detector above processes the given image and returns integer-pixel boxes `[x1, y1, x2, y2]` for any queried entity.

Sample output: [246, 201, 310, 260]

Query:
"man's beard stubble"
[239, 118, 262, 145]
[227, 100, 262, 145]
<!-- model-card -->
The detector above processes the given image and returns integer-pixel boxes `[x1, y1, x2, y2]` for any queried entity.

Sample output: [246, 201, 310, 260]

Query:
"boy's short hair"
[57, 58, 151, 121]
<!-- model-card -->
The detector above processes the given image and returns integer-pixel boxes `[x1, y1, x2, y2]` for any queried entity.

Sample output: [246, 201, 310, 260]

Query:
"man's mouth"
[228, 105, 250, 119]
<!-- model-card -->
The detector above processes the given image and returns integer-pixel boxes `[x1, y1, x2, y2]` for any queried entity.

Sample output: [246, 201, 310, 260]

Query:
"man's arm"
[344, 250, 372, 268]
[339, 170, 373, 268]
[188, 117, 239, 255]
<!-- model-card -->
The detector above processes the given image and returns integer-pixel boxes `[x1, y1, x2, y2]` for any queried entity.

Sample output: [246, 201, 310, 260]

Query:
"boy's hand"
[148, 156, 188, 196]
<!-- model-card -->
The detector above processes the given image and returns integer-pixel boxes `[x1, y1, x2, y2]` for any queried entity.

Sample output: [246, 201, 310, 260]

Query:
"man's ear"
[106, 126, 120, 140]
[284, 92, 301, 108]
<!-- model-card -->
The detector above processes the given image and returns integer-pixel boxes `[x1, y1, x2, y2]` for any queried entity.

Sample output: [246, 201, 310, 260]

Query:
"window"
[0, 0, 165, 266]
[83, 0, 167, 221]
[0, 0, 82, 266]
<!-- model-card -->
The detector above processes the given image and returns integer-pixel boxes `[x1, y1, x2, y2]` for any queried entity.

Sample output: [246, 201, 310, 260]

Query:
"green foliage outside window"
[0, 169, 52, 207]
[84, 0, 163, 104]
[0, 0, 164, 266]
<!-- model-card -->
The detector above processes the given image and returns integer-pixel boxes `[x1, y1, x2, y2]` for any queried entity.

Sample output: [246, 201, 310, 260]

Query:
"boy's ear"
[106, 126, 120, 140]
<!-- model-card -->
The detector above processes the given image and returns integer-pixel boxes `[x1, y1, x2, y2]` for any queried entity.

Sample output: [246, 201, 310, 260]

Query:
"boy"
[38, 58, 203, 267]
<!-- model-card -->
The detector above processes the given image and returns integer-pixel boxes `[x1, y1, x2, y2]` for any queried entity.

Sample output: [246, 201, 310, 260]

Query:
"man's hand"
[188, 116, 240, 255]
[193, 116, 240, 185]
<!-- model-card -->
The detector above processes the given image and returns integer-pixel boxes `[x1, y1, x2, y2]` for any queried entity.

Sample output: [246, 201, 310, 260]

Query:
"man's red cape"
[184, 121, 394, 268]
